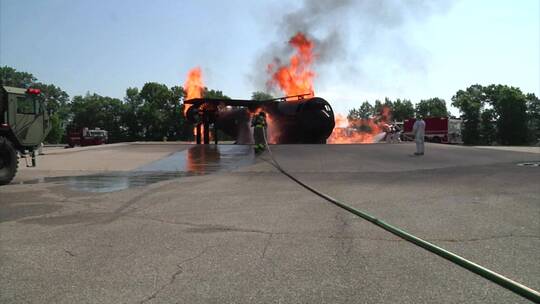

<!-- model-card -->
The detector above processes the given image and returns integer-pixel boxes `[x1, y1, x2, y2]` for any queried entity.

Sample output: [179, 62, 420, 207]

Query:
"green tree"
[484, 85, 529, 145]
[383, 97, 393, 109]
[204, 88, 230, 99]
[44, 115, 63, 144]
[347, 101, 375, 132]
[380, 97, 393, 120]
[347, 108, 359, 121]
[251, 91, 273, 101]
[452, 85, 485, 145]
[359, 101, 374, 119]
[33, 83, 70, 143]
[0, 66, 36, 87]
[348, 101, 373, 120]
[479, 109, 496, 145]
[415, 98, 449, 118]
[71, 93, 126, 142]
[122, 87, 143, 140]
[138, 82, 178, 141]
[170, 85, 188, 141]
[526, 93, 540, 143]
[392, 99, 415, 121]
[32, 83, 70, 117]
[122, 84, 189, 141]
[373, 100, 384, 116]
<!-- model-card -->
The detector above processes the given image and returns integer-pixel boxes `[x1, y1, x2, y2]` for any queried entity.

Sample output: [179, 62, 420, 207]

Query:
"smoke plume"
[251, 0, 453, 95]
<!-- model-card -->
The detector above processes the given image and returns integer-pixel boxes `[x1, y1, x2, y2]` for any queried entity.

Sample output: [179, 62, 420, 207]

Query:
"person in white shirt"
[412, 117, 426, 155]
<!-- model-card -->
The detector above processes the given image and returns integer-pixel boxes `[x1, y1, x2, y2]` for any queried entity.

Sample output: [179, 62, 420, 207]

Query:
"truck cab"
[0, 86, 51, 184]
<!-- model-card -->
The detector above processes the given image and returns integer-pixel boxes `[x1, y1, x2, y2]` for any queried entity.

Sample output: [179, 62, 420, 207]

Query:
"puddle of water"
[136, 145, 255, 173]
[19, 172, 197, 193]
[18, 145, 255, 193]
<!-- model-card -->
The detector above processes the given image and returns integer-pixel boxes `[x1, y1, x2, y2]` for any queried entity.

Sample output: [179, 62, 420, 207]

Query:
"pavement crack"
[261, 233, 274, 260]
[139, 246, 213, 304]
[334, 213, 354, 270]
[64, 249, 76, 257]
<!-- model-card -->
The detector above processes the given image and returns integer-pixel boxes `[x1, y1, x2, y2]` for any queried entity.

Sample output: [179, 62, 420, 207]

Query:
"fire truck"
[403, 117, 463, 144]
[67, 127, 108, 147]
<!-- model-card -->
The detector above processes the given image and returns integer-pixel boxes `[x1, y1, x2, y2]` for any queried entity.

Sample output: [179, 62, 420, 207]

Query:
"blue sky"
[1, 0, 538, 115]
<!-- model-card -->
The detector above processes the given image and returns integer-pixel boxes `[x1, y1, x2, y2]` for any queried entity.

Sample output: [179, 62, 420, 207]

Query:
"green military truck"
[0, 86, 51, 185]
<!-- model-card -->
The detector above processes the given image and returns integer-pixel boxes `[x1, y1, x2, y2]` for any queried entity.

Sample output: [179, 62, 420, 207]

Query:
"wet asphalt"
[0, 143, 539, 303]
[14, 145, 255, 193]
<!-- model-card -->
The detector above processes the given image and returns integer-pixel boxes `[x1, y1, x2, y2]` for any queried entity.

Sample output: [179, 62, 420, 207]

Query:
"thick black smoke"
[250, 0, 453, 95]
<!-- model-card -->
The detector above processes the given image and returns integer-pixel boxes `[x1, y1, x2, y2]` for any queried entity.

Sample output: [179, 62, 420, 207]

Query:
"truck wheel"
[0, 137, 18, 185]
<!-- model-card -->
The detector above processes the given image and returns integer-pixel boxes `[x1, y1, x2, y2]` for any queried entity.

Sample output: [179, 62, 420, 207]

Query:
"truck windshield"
[16, 96, 37, 114]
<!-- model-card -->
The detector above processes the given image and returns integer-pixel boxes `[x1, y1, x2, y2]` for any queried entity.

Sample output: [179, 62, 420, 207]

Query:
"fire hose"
[261, 129, 540, 303]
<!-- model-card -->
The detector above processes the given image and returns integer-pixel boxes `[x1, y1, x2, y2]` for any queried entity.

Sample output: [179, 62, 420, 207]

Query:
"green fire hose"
[261, 131, 540, 303]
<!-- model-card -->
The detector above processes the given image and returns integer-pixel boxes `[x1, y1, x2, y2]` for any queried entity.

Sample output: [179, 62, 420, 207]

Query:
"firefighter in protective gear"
[252, 112, 267, 154]
[412, 117, 426, 155]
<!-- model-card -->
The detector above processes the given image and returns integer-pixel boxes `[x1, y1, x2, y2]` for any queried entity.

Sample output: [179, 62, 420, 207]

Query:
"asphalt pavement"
[1, 142, 539, 303]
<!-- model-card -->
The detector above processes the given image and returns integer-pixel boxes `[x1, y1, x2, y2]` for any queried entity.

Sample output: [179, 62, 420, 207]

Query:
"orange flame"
[183, 67, 204, 115]
[267, 32, 315, 99]
[328, 107, 392, 144]
[265, 114, 280, 144]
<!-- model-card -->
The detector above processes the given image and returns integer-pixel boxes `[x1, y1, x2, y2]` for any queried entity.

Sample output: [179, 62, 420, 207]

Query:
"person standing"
[412, 117, 426, 155]
[252, 112, 267, 154]
[393, 123, 402, 143]
[386, 124, 394, 143]
[383, 123, 393, 143]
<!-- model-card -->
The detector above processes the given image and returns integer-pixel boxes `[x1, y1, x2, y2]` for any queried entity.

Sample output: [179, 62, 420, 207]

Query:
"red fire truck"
[67, 127, 108, 148]
[403, 117, 463, 144]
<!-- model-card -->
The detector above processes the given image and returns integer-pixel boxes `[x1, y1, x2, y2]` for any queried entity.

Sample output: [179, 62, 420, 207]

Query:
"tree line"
[1, 66, 538, 146]
[348, 87, 539, 145]
[452, 84, 538, 145]
[347, 97, 449, 122]
[1, 66, 235, 143]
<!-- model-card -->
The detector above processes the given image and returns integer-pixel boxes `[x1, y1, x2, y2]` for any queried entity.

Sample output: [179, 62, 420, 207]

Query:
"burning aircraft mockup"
[184, 94, 335, 144]
[182, 31, 390, 145]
